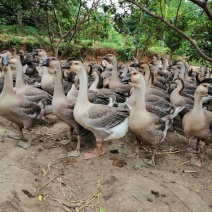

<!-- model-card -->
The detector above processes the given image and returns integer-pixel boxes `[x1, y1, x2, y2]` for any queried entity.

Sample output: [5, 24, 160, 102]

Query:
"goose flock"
[0, 49, 211, 167]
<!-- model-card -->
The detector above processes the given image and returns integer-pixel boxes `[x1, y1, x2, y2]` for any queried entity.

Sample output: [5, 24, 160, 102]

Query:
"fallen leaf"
[38, 194, 43, 202]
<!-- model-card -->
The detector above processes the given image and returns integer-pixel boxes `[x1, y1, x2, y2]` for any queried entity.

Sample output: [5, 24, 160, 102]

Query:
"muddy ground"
[0, 114, 211, 212]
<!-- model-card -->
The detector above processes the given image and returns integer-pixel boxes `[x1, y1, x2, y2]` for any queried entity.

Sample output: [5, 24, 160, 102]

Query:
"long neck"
[144, 66, 151, 88]
[53, 65, 65, 98]
[173, 67, 179, 80]
[1, 67, 15, 96]
[154, 62, 158, 71]
[15, 62, 25, 88]
[192, 91, 203, 115]
[89, 74, 99, 90]
[133, 79, 146, 111]
[180, 64, 185, 79]
[76, 68, 90, 106]
[110, 58, 119, 83]
[175, 82, 183, 94]
[162, 59, 167, 70]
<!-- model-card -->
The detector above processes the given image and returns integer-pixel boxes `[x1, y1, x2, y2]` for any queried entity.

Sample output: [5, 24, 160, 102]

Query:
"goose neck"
[192, 92, 204, 114]
[176, 82, 183, 94]
[133, 79, 146, 111]
[53, 65, 65, 98]
[144, 66, 150, 85]
[1, 67, 15, 96]
[75, 68, 90, 106]
[110, 58, 119, 82]
[179, 64, 185, 79]
[15, 62, 25, 88]
[89, 74, 99, 90]
[162, 60, 167, 70]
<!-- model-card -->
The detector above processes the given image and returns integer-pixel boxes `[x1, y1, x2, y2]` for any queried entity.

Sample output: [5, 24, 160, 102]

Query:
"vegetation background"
[0, 0, 211, 64]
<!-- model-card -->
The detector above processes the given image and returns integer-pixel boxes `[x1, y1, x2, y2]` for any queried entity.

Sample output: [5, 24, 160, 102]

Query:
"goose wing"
[22, 86, 52, 104]
[84, 105, 130, 129]
[18, 99, 42, 117]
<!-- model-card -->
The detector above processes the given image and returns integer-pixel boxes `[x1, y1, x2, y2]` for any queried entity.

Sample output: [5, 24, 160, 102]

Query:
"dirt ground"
[0, 114, 211, 212]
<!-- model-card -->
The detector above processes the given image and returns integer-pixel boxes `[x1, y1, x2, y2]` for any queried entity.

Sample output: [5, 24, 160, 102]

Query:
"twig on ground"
[157, 150, 186, 155]
[132, 195, 142, 203]
[180, 161, 190, 166]
[53, 197, 73, 212]
[182, 170, 198, 173]
[83, 161, 96, 170]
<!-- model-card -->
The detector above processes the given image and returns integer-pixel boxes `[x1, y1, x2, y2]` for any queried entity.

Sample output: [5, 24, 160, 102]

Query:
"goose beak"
[61, 61, 70, 69]
[32, 50, 38, 57]
[2, 55, 9, 66]
[122, 72, 131, 83]
[208, 86, 212, 95]
[129, 63, 139, 68]
[39, 58, 49, 66]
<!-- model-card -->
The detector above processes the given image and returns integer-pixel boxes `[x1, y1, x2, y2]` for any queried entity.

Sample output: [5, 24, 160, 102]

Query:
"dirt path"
[0, 115, 211, 212]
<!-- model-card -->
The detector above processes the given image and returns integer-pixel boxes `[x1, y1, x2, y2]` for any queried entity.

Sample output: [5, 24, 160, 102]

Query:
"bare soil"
[0, 115, 211, 212]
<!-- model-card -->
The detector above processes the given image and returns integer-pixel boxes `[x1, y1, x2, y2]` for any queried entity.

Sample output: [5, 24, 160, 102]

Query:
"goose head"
[7, 55, 20, 65]
[196, 83, 212, 97]
[128, 70, 144, 88]
[102, 54, 116, 63]
[62, 60, 86, 75]
[40, 57, 61, 74]
[91, 69, 100, 79]
[1, 50, 12, 57]
[32, 49, 48, 60]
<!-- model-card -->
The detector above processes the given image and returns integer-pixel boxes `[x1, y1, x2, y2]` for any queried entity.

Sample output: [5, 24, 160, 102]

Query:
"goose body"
[182, 83, 212, 167]
[0, 56, 45, 148]
[127, 70, 183, 166]
[63, 60, 130, 159]
[102, 54, 130, 96]
[8, 57, 52, 105]
[41, 57, 87, 157]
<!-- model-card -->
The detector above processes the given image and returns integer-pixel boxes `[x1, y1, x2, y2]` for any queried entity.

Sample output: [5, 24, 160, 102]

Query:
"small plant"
[117, 47, 134, 61]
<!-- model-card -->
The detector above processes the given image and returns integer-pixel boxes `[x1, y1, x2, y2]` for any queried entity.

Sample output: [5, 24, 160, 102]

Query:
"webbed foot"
[59, 140, 71, 145]
[84, 148, 107, 160]
[7, 132, 22, 140]
[186, 147, 201, 154]
[17, 140, 32, 149]
[123, 152, 138, 159]
[68, 149, 80, 157]
[190, 158, 202, 168]
[143, 159, 156, 167]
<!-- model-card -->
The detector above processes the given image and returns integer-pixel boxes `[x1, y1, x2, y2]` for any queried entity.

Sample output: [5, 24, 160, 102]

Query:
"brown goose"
[102, 54, 130, 97]
[127, 70, 183, 166]
[170, 78, 193, 117]
[89, 70, 126, 104]
[63, 60, 130, 159]
[0, 56, 45, 148]
[7, 56, 52, 115]
[182, 83, 212, 167]
[137, 62, 169, 100]
[41, 57, 87, 157]
[33, 49, 71, 95]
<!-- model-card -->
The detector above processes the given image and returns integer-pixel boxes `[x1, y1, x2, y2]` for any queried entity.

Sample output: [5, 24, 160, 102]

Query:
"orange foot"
[190, 158, 202, 168]
[186, 147, 200, 154]
[84, 148, 108, 160]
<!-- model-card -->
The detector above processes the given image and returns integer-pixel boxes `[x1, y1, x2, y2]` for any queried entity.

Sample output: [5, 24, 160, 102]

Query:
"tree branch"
[189, 0, 212, 20]
[174, 0, 182, 27]
[159, 0, 163, 18]
[126, 0, 212, 63]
